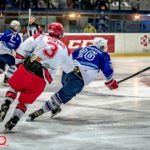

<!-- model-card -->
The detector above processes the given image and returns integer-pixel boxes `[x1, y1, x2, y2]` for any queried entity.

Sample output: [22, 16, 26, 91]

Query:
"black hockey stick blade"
[117, 66, 150, 84]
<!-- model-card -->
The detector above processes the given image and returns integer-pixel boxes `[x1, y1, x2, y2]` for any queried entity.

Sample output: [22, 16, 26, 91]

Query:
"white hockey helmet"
[93, 37, 108, 50]
[10, 20, 21, 32]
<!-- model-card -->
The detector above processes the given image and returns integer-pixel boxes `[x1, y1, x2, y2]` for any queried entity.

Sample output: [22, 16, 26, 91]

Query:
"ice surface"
[0, 57, 150, 150]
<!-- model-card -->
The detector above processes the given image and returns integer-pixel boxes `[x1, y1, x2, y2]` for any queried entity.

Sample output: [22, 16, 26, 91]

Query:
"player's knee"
[58, 90, 75, 104]
[5, 89, 17, 102]
[59, 88, 81, 104]
[73, 85, 83, 94]
[16, 103, 27, 113]
[14, 103, 28, 118]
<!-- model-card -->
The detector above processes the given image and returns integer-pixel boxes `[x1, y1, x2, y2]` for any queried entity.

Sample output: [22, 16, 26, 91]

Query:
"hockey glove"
[105, 79, 118, 90]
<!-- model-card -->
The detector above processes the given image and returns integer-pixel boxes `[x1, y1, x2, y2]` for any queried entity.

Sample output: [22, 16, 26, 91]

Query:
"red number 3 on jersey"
[43, 42, 58, 59]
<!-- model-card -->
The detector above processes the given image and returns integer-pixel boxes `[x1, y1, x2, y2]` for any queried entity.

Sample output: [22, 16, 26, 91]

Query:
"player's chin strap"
[117, 66, 150, 84]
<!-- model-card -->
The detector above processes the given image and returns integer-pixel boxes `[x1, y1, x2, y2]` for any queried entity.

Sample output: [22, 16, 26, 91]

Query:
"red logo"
[62, 34, 115, 53]
[0, 135, 8, 147]
[140, 35, 150, 47]
[141, 35, 147, 46]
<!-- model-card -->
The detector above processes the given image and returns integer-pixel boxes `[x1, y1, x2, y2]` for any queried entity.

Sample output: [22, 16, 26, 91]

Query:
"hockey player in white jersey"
[0, 22, 69, 131]
[28, 37, 119, 121]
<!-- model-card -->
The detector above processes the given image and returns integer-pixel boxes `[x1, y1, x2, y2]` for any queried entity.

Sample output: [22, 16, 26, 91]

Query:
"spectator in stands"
[67, 0, 73, 9]
[0, 0, 5, 8]
[130, 0, 139, 12]
[95, 0, 110, 11]
[20, 0, 31, 9]
[72, 0, 80, 9]
[47, 0, 59, 9]
[59, 0, 67, 9]
[5, 0, 13, 8]
[38, 0, 48, 8]
[97, 12, 109, 32]
[80, 0, 94, 10]
[32, 0, 39, 9]
[83, 23, 97, 33]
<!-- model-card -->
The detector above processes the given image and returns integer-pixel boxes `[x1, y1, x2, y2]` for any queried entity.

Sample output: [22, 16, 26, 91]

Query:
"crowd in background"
[0, 0, 145, 33]
[83, 13, 109, 33]
[0, 0, 139, 11]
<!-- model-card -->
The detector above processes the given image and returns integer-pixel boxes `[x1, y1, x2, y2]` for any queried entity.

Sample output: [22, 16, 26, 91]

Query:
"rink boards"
[0, 57, 150, 150]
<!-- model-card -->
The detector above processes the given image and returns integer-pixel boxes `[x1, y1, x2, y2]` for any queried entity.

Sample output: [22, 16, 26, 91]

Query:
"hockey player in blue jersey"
[0, 20, 21, 85]
[28, 37, 119, 120]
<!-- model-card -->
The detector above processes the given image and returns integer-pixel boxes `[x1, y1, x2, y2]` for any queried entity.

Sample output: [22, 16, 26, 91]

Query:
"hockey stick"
[28, 8, 31, 25]
[117, 66, 150, 84]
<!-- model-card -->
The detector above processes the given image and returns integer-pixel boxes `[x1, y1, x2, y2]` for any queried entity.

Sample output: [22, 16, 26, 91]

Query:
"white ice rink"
[0, 57, 150, 150]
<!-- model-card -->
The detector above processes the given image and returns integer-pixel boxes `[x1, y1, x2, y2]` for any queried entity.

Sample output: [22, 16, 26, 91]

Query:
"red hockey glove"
[105, 79, 118, 90]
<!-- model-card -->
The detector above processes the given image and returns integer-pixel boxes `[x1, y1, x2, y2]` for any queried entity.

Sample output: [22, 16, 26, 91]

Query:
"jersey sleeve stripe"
[16, 53, 25, 59]
[43, 67, 53, 84]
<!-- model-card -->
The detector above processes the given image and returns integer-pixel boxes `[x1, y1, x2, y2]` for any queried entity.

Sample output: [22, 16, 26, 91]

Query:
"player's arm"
[15, 36, 36, 65]
[0, 30, 8, 41]
[101, 53, 118, 90]
[14, 35, 22, 50]
[0, 33, 4, 41]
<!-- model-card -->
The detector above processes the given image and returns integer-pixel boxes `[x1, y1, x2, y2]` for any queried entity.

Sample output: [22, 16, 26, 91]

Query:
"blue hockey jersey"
[72, 46, 113, 85]
[0, 29, 21, 51]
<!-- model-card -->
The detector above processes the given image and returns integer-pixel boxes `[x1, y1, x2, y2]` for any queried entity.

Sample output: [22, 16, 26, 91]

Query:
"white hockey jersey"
[16, 33, 69, 84]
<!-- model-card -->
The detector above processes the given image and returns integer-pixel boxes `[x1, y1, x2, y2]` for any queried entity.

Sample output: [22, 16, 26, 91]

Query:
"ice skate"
[0, 103, 10, 122]
[51, 106, 61, 118]
[4, 116, 19, 132]
[28, 109, 44, 121]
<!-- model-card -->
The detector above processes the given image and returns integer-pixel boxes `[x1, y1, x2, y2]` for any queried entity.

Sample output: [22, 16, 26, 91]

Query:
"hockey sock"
[13, 103, 28, 119]
[5, 87, 17, 104]
[6, 65, 16, 79]
[43, 93, 63, 112]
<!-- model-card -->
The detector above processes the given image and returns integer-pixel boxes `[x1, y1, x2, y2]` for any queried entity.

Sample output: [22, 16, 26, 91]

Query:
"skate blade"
[51, 112, 59, 118]
[0, 116, 3, 122]
[0, 112, 5, 122]
[51, 114, 55, 118]
[26, 116, 34, 121]
[4, 128, 11, 133]
[51, 108, 61, 118]
[2, 129, 17, 134]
